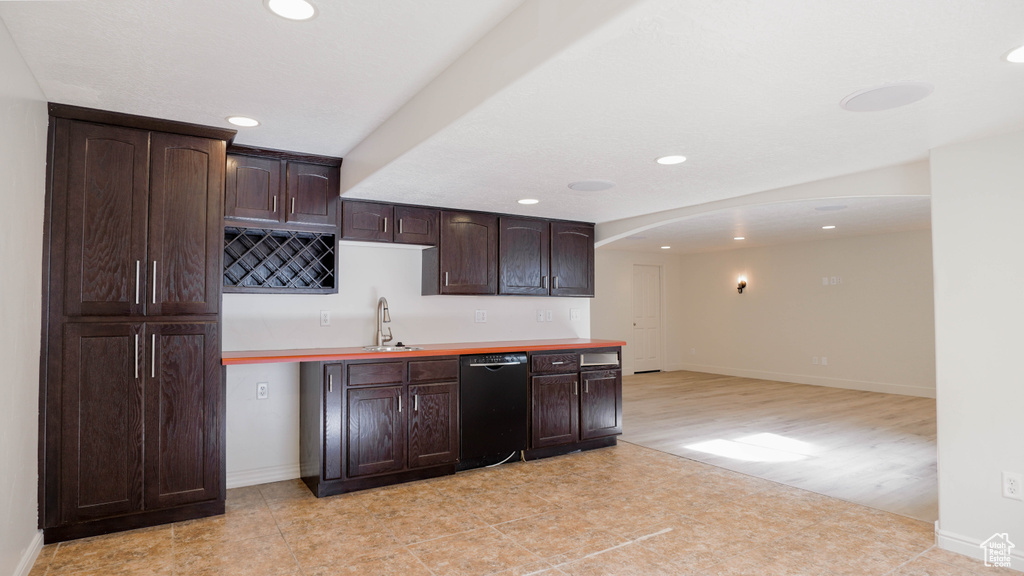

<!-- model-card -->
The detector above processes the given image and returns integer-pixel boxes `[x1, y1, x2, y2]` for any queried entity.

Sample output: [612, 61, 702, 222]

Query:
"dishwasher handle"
[468, 361, 522, 367]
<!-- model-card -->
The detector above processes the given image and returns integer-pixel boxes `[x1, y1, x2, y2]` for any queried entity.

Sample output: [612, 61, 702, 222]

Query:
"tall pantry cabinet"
[39, 105, 234, 542]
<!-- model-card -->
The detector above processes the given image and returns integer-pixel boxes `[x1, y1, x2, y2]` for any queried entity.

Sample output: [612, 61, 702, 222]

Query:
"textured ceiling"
[2, 0, 1022, 251]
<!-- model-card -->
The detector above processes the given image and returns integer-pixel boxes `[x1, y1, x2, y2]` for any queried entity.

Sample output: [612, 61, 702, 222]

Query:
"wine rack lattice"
[224, 227, 337, 293]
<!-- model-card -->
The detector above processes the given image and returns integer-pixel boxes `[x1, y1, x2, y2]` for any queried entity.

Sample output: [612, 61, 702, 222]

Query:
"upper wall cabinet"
[59, 121, 225, 317]
[550, 222, 595, 297]
[422, 211, 498, 295]
[498, 217, 550, 296]
[341, 200, 439, 246]
[224, 146, 341, 230]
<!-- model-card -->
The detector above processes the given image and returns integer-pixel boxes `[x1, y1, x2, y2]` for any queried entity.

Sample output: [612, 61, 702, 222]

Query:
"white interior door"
[632, 264, 662, 373]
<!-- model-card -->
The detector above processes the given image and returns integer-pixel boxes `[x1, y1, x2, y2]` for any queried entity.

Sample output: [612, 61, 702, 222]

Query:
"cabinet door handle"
[585, 379, 589, 394]
[135, 260, 140, 305]
[399, 219, 403, 235]
[134, 334, 139, 379]
[151, 334, 156, 378]
[152, 261, 158, 304]
[444, 272, 449, 287]
[574, 380, 578, 395]
[291, 197, 296, 214]
[398, 395, 402, 413]
[273, 196, 278, 213]
[542, 275, 547, 289]
[414, 394, 419, 411]
[552, 361, 564, 365]
[553, 276, 559, 290]
[328, 374, 332, 392]
[383, 217, 387, 233]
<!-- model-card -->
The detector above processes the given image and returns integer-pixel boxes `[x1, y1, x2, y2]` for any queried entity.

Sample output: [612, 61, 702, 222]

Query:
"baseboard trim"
[936, 527, 1024, 571]
[663, 363, 935, 398]
[14, 530, 43, 576]
[226, 463, 301, 489]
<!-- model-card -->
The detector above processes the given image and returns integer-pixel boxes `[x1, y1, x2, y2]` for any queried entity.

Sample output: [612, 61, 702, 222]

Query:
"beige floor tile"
[633, 518, 762, 571]
[283, 522, 400, 571]
[488, 560, 566, 575]
[408, 526, 542, 576]
[886, 557, 977, 576]
[267, 496, 370, 533]
[225, 485, 267, 512]
[557, 542, 696, 576]
[173, 506, 279, 544]
[48, 526, 173, 575]
[303, 546, 434, 576]
[457, 485, 558, 525]
[173, 532, 299, 576]
[565, 490, 686, 536]
[378, 505, 489, 545]
[495, 510, 626, 562]
[258, 479, 317, 504]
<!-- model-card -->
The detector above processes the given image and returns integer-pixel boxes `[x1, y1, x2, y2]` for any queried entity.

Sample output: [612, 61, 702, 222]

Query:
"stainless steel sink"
[362, 345, 424, 352]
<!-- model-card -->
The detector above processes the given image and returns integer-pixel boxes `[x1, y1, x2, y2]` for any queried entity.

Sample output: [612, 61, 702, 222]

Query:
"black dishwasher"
[459, 353, 528, 470]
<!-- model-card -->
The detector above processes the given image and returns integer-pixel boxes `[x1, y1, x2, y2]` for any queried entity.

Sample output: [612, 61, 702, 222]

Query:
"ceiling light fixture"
[734, 236, 745, 240]
[839, 82, 934, 112]
[226, 116, 260, 127]
[1006, 44, 1024, 63]
[656, 155, 687, 165]
[737, 276, 747, 294]
[517, 199, 539, 205]
[567, 180, 615, 192]
[660, 246, 671, 250]
[822, 225, 836, 230]
[265, 0, 317, 21]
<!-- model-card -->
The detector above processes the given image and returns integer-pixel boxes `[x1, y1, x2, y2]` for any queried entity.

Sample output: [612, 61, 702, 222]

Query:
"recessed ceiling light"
[839, 82, 933, 112]
[567, 180, 615, 192]
[265, 0, 317, 21]
[660, 246, 671, 250]
[518, 199, 539, 205]
[226, 116, 259, 127]
[1005, 44, 1024, 63]
[814, 205, 847, 212]
[734, 237, 745, 240]
[656, 155, 687, 165]
[822, 225, 836, 230]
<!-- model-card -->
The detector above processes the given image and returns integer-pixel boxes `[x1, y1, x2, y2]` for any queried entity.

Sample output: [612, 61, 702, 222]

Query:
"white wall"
[222, 243, 591, 486]
[930, 130, 1024, 569]
[594, 231, 936, 398]
[0, 18, 48, 576]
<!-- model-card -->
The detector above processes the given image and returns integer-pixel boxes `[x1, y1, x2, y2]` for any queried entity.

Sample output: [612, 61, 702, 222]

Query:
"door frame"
[631, 263, 666, 374]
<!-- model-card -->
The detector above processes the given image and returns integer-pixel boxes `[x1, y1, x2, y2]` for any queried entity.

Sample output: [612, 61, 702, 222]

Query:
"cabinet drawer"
[347, 361, 404, 386]
[409, 358, 458, 383]
[531, 353, 579, 374]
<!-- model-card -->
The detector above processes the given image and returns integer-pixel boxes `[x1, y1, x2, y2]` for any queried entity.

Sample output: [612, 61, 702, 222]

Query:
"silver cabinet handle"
[552, 361, 565, 365]
[554, 276, 559, 290]
[134, 334, 139, 379]
[151, 334, 156, 378]
[542, 275, 547, 289]
[328, 374, 332, 392]
[398, 395, 402, 413]
[414, 394, 419, 411]
[383, 217, 387, 233]
[585, 379, 589, 394]
[273, 196, 278, 213]
[135, 261, 140, 304]
[152, 261, 158, 304]
[291, 197, 296, 214]
[574, 380, 578, 395]
[399, 219, 403, 234]
[444, 272, 449, 286]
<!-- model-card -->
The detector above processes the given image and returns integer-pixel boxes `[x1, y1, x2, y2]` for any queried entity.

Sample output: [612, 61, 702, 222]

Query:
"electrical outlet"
[821, 356, 828, 366]
[570, 308, 581, 321]
[319, 310, 330, 327]
[830, 276, 838, 285]
[1003, 472, 1023, 500]
[545, 310, 553, 322]
[536, 309, 545, 322]
[474, 309, 487, 323]
[257, 382, 269, 400]
[812, 356, 819, 365]
[822, 277, 829, 286]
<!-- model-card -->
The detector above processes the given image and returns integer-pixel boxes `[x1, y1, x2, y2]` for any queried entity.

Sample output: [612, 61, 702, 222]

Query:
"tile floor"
[28, 442, 1016, 576]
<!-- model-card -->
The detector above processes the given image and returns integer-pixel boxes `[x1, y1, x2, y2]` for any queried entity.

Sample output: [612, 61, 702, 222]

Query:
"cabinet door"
[530, 374, 579, 449]
[147, 133, 224, 316]
[61, 323, 144, 523]
[408, 382, 459, 468]
[550, 222, 595, 297]
[225, 154, 283, 222]
[286, 162, 338, 227]
[580, 370, 622, 440]
[62, 121, 150, 317]
[347, 386, 406, 477]
[394, 206, 439, 246]
[499, 217, 550, 296]
[439, 211, 497, 295]
[144, 322, 221, 510]
[323, 364, 344, 481]
[341, 200, 393, 241]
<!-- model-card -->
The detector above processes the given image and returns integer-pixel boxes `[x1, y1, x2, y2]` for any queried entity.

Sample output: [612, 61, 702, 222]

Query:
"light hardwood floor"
[620, 370, 938, 522]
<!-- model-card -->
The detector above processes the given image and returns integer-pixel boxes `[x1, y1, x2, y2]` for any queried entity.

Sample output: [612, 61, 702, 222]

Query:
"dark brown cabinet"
[550, 222, 595, 297]
[423, 211, 498, 295]
[41, 106, 231, 542]
[530, 373, 579, 448]
[528, 349, 621, 452]
[224, 147, 340, 230]
[342, 200, 392, 242]
[499, 217, 550, 296]
[300, 356, 459, 497]
[394, 205, 439, 245]
[579, 369, 623, 440]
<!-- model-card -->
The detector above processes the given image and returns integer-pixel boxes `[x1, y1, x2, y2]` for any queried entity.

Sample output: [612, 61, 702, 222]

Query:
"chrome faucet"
[375, 297, 393, 347]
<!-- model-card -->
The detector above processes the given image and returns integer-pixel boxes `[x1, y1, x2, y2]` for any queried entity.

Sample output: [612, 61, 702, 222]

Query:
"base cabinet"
[347, 385, 406, 477]
[530, 374, 579, 449]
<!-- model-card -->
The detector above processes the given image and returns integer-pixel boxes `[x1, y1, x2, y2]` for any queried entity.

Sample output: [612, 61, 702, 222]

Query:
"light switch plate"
[536, 310, 545, 322]
[545, 310, 553, 322]
[570, 308, 581, 321]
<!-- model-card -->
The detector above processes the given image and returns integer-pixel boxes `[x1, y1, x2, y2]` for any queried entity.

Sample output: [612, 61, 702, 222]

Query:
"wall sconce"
[737, 276, 747, 294]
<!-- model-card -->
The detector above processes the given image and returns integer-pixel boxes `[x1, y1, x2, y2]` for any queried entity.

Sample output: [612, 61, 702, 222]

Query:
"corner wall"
[0, 18, 48, 576]
[930, 130, 1024, 569]
[222, 243, 591, 486]
[594, 230, 936, 398]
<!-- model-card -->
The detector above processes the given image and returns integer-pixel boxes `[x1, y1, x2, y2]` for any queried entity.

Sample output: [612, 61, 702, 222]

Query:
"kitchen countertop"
[222, 338, 626, 365]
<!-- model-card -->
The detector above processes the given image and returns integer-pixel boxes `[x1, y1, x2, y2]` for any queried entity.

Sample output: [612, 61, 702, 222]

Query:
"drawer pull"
[552, 361, 565, 365]
[328, 374, 332, 392]
[399, 219, 403, 234]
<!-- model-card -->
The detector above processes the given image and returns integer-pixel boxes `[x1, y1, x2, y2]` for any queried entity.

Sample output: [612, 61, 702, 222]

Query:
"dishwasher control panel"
[464, 353, 526, 366]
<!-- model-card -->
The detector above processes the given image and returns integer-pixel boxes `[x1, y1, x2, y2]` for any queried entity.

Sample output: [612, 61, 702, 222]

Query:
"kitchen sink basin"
[362, 345, 424, 352]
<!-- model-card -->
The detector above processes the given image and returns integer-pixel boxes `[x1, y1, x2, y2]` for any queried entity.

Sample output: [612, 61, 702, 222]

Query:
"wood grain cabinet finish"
[499, 217, 550, 296]
[580, 369, 623, 440]
[408, 382, 459, 468]
[394, 205, 439, 246]
[347, 386, 406, 478]
[550, 222, 595, 297]
[530, 373, 580, 449]
[423, 211, 498, 295]
[224, 154, 282, 222]
[287, 162, 338, 227]
[341, 200, 393, 242]
[322, 364, 343, 481]
[224, 151, 339, 230]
